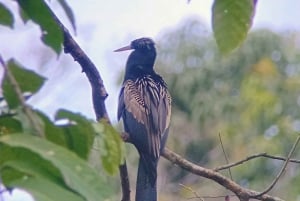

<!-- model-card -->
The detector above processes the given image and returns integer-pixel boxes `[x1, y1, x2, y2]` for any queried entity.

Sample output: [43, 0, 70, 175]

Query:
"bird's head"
[114, 37, 155, 53]
[114, 38, 157, 78]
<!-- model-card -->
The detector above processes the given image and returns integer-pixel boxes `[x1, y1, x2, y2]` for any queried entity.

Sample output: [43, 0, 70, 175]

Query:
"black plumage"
[116, 38, 171, 201]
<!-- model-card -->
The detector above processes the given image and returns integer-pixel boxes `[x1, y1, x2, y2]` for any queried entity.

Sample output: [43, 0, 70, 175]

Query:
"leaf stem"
[0, 56, 44, 137]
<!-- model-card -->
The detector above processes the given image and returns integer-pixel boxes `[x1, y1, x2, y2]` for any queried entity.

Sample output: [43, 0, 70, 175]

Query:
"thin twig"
[260, 154, 300, 163]
[187, 195, 236, 200]
[0, 56, 44, 137]
[252, 135, 300, 198]
[180, 183, 236, 200]
[218, 133, 233, 180]
[179, 183, 204, 201]
[214, 153, 300, 172]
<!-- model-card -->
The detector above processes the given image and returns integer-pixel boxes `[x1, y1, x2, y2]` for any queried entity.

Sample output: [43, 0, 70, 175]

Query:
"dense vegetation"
[156, 19, 300, 199]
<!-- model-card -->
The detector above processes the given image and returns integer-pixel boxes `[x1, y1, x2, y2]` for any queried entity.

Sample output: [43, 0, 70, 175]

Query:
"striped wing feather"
[118, 76, 171, 158]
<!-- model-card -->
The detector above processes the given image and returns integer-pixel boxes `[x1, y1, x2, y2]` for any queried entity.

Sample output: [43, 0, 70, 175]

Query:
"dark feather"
[116, 37, 171, 201]
[119, 76, 171, 158]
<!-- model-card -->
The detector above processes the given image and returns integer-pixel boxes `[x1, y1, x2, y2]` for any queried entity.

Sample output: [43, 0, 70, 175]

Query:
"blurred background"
[1, 0, 300, 200]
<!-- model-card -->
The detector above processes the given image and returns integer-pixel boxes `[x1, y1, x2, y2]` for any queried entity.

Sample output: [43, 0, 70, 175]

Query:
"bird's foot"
[121, 132, 131, 143]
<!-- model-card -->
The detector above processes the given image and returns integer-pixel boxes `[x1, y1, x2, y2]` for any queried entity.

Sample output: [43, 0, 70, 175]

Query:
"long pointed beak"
[114, 45, 132, 52]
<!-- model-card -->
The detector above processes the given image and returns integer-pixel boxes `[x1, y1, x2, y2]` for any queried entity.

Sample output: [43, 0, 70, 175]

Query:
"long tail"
[135, 154, 158, 201]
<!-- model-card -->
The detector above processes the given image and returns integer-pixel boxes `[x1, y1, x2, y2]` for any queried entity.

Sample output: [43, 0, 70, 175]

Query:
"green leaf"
[0, 145, 63, 184]
[17, 0, 63, 54]
[0, 166, 24, 186]
[36, 111, 68, 147]
[2, 59, 46, 109]
[57, 0, 76, 33]
[14, 108, 46, 137]
[0, 116, 22, 135]
[94, 121, 124, 175]
[0, 134, 112, 201]
[0, 144, 80, 201]
[19, 7, 30, 23]
[212, 0, 255, 54]
[55, 109, 95, 159]
[0, 2, 14, 28]
[9, 177, 85, 201]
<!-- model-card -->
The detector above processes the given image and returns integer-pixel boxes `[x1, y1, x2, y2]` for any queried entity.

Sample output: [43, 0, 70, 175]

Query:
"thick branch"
[162, 148, 284, 201]
[45, 5, 131, 201]
[62, 30, 110, 121]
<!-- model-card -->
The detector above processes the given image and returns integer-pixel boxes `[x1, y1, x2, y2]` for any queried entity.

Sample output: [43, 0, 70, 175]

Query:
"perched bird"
[115, 38, 171, 201]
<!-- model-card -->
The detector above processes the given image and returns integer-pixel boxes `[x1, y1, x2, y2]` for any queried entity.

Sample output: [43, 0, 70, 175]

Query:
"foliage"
[212, 0, 256, 54]
[157, 18, 300, 199]
[0, 61, 124, 200]
[2, 60, 46, 109]
[93, 120, 125, 175]
[0, 134, 111, 201]
[0, 2, 13, 28]
[17, 0, 63, 54]
[0, 1, 126, 200]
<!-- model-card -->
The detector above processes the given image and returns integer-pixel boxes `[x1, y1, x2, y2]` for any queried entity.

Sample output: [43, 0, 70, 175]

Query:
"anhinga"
[115, 38, 171, 201]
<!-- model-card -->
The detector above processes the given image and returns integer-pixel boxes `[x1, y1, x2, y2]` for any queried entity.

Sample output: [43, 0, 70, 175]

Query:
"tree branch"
[214, 152, 300, 172]
[162, 148, 284, 201]
[252, 135, 300, 198]
[45, 5, 131, 201]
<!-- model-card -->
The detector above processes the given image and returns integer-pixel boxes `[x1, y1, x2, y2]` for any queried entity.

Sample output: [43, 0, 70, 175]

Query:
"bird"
[115, 37, 171, 201]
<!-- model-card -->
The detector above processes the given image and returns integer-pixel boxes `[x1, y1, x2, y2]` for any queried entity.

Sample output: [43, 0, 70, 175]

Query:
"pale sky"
[31, 0, 300, 123]
[0, 0, 300, 200]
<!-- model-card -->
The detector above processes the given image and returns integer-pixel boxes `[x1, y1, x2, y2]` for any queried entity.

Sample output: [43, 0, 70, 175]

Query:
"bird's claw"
[121, 132, 131, 142]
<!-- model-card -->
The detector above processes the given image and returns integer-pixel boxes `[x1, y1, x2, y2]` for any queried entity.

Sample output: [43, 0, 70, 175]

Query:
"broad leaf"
[2, 59, 46, 109]
[0, 134, 111, 201]
[94, 121, 124, 175]
[17, 0, 63, 54]
[0, 2, 13, 28]
[0, 145, 63, 184]
[0, 166, 24, 185]
[9, 177, 85, 201]
[37, 111, 68, 147]
[55, 109, 94, 159]
[0, 145, 80, 201]
[212, 0, 255, 54]
[0, 116, 22, 135]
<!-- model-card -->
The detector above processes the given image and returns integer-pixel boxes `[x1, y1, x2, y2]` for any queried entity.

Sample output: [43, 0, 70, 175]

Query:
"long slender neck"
[124, 67, 156, 80]
[124, 49, 157, 80]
